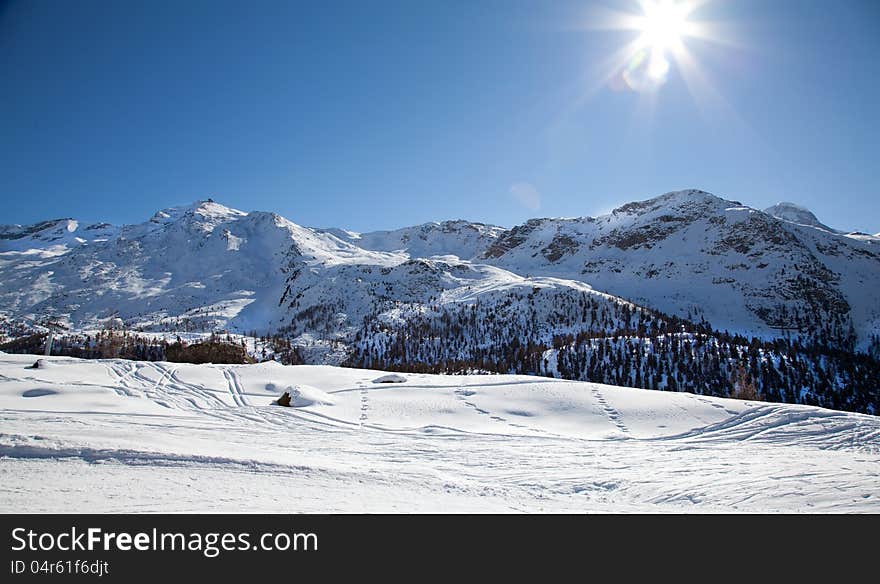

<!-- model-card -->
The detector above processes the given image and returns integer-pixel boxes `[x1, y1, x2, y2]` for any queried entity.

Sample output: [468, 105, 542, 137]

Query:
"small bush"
[730, 364, 761, 401]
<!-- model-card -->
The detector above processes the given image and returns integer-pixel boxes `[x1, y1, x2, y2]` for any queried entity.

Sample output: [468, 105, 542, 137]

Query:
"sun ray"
[672, 41, 749, 133]
[681, 20, 749, 50]
[563, 6, 648, 33]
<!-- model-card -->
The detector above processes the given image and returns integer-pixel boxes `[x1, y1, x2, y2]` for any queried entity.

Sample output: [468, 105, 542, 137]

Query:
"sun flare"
[636, 0, 694, 53]
[591, 0, 714, 93]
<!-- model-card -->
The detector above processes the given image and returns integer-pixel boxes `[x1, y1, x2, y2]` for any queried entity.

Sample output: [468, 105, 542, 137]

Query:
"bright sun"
[582, 0, 721, 94]
[637, 0, 693, 53]
[607, 0, 703, 89]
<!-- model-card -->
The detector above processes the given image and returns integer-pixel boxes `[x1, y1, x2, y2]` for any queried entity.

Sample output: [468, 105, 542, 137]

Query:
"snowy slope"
[764, 202, 838, 233]
[0, 218, 118, 252]
[1, 353, 878, 512]
[279, 253, 638, 363]
[320, 220, 505, 260]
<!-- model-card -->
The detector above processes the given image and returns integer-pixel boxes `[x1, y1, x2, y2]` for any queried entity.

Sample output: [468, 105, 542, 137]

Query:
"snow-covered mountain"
[0, 200, 626, 363]
[3, 202, 273, 331]
[3, 191, 879, 350]
[475, 190, 880, 347]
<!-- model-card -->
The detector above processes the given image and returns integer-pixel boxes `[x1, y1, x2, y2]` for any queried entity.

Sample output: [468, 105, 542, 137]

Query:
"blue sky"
[1, 0, 878, 233]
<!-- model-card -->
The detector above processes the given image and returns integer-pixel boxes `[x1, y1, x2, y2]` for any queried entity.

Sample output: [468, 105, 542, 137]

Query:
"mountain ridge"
[1, 190, 878, 352]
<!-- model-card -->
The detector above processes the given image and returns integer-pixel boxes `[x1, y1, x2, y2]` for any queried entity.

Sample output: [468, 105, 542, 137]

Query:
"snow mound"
[273, 384, 336, 407]
[28, 359, 50, 369]
[373, 373, 407, 383]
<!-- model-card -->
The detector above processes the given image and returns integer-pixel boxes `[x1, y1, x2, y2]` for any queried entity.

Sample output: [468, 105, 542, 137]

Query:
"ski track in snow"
[222, 368, 249, 407]
[167, 367, 229, 410]
[1, 354, 878, 513]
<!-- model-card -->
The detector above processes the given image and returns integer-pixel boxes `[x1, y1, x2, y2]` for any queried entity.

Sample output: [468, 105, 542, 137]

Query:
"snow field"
[1, 354, 878, 512]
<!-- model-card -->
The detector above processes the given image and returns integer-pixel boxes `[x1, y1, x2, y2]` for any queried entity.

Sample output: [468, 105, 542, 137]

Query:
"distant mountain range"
[2, 189, 878, 350]
[2, 190, 879, 414]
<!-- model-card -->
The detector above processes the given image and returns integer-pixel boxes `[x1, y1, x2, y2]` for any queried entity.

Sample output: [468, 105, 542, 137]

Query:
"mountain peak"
[611, 189, 735, 217]
[149, 199, 246, 227]
[193, 199, 247, 221]
[657, 189, 738, 206]
[764, 202, 835, 232]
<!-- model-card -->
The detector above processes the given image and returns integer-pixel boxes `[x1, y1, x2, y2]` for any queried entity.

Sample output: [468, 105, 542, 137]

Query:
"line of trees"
[0, 330, 303, 366]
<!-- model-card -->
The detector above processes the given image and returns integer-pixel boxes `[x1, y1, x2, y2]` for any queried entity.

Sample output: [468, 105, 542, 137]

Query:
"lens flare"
[560, 0, 742, 135]
[648, 54, 670, 80]
[602, 0, 705, 93]
[618, 47, 669, 92]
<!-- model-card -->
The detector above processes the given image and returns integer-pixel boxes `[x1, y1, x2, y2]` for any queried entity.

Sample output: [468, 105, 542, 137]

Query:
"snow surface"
[1, 354, 878, 513]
